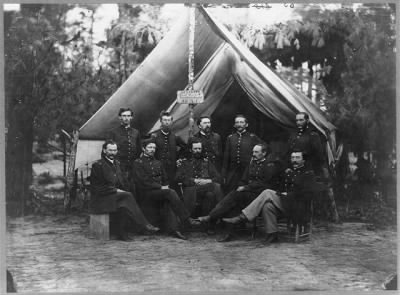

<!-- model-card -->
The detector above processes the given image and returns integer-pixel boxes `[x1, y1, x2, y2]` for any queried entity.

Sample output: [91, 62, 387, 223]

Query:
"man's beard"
[161, 126, 170, 132]
[202, 127, 211, 134]
[193, 152, 202, 159]
[297, 123, 307, 131]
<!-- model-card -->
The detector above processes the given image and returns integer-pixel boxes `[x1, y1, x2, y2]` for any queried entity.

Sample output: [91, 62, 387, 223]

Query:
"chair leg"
[252, 219, 257, 239]
[294, 224, 300, 243]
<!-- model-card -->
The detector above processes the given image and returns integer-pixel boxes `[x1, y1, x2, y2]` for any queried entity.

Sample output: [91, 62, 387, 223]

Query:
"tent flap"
[76, 5, 336, 169]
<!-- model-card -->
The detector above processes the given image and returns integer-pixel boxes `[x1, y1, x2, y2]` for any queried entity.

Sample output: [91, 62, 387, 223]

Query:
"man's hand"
[161, 185, 169, 190]
[176, 158, 185, 167]
[236, 186, 245, 192]
[195, 178, 212, 185]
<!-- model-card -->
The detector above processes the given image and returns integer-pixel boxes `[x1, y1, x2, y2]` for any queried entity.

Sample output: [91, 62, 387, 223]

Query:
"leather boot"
[115, 209, 133, 242]
[145, 224, 160, 233]
[196, 215, 211, 224]
[263, 232, 278, 245]
[217, 233, 234, 242]
[187, 217, 201, 226]
[171, 230, 188, 240]
[222, 213, 247, 224]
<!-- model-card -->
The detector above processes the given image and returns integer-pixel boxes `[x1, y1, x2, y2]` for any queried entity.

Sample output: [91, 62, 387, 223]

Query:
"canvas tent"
[75, 5, 336, 171]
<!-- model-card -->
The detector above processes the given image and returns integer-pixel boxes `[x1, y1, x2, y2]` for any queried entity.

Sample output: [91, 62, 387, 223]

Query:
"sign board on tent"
[177, 90, 204, 104]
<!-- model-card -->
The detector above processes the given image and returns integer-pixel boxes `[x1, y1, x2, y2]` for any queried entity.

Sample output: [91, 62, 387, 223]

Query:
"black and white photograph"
[3, 2, 397, 292]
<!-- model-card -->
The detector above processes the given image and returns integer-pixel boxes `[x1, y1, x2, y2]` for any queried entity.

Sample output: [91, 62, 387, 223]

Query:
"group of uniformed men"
[90, 107, 327, 243]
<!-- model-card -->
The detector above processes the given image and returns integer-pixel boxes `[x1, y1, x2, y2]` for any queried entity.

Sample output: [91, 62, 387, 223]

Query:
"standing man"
[107, 107, 141, 179]
[222, 114, 264, 192]
[288, 112, 339, 222]
[151, 110, 186, 187]
[287, 112, 325, 177]
[90, 140, 159, 242]
[223, 150, 324, 244]
[133, 139, 200, 240]
[198, 144, 282, 241]
[189, 116, 223, 171]
[176, 140, 223, 233]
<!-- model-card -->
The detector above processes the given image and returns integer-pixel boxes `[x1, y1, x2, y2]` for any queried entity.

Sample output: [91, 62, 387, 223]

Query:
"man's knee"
[166, 189, 180, 201]
[117, 191, 134, 199]
[264, 202, 276, 213]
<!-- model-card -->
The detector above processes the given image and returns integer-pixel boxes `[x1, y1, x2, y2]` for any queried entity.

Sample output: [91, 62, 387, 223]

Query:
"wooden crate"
[89, 214, 110, 240]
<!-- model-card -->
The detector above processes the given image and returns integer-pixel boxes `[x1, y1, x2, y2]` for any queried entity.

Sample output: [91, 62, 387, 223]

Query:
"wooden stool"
[89, 214, 110, 240]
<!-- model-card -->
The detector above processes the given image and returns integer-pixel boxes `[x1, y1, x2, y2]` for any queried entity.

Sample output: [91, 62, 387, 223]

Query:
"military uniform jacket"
[108, 125, 141, 167]
[222, 131, 264, 177]
[190, 131, 222, 165]
[287, 125, 325, 173]
[151, 130, 186, 168]
[278, 165, 325, 202]
[238, 158, 281, 194]
[175, 157, 222, 187]
[89, 157, 129, 213]
[132, 155, 169, 191]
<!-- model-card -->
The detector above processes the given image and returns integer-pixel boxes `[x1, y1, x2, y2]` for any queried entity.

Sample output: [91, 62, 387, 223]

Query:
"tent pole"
[188, 4, 196, 138]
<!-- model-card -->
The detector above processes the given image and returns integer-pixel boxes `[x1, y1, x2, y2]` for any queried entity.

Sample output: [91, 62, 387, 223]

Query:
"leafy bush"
[37, 172, 55, 185]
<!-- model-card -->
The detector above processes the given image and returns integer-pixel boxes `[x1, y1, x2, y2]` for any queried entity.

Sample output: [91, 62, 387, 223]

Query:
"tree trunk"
[6, 104, 34, 217]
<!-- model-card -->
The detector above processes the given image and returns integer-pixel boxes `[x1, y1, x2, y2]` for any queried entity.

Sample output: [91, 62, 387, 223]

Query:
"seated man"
[198, 143, 282, 242]
[89, 140, 159, 242]
[175, 140, 223, 234]
[223, 150, 324, 244]
[133, 139, 200, 240]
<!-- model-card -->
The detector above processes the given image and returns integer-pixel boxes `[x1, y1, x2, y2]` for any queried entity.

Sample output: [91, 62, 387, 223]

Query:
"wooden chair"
[251, 200, 314, 243]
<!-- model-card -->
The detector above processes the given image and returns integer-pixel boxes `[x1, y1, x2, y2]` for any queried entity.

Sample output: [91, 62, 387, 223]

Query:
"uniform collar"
[103, 156, 114, 165]
[293, 164, 305, 171]
[236, 130, 247, 136]
[121, 124, 132, 130]
[143, 154, 155, 160]
[161, 129, 170, 136]
[254, 157, 266, 164]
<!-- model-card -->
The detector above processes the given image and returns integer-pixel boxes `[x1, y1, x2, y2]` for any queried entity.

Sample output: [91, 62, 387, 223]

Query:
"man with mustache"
[198, 143, 282, 242]
[288, 112, 326, 177]
[107, 108, 141, 180]
[89, 140, 159, 241]
[189, 116, 223, 171]
[223, 150, 324, 244]
[222, 114, 264, 192]
[176, 140, 223, 234]
[133, 139, 200, 240]
[151, 110, 186, 187]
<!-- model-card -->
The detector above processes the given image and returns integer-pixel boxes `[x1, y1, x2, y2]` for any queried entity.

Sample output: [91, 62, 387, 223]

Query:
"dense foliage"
[5, 4, 396, 216]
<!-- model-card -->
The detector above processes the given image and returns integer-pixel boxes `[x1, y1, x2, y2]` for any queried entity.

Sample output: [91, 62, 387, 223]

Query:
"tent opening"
[211, 79, 290, 157]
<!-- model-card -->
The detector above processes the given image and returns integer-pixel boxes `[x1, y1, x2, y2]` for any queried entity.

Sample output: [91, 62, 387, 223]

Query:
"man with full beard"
[176, 140, 223, 234]
[189, 116, 223, 171]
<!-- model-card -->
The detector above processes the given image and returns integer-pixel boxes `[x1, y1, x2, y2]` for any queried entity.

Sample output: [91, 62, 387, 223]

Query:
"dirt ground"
[6, 214, 397, 292]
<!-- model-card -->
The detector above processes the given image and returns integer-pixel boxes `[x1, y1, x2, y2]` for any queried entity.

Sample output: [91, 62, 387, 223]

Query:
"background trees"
[5, 4, 396, 216]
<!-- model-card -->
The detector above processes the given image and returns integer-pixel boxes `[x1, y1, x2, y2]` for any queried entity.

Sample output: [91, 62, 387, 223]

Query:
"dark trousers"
[115, 191, 149, 227]
[182, 183, 223, 217]
[209, 190, 259, 221]
[143, 189, 190, 223]
[224, 165, 246, 193]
